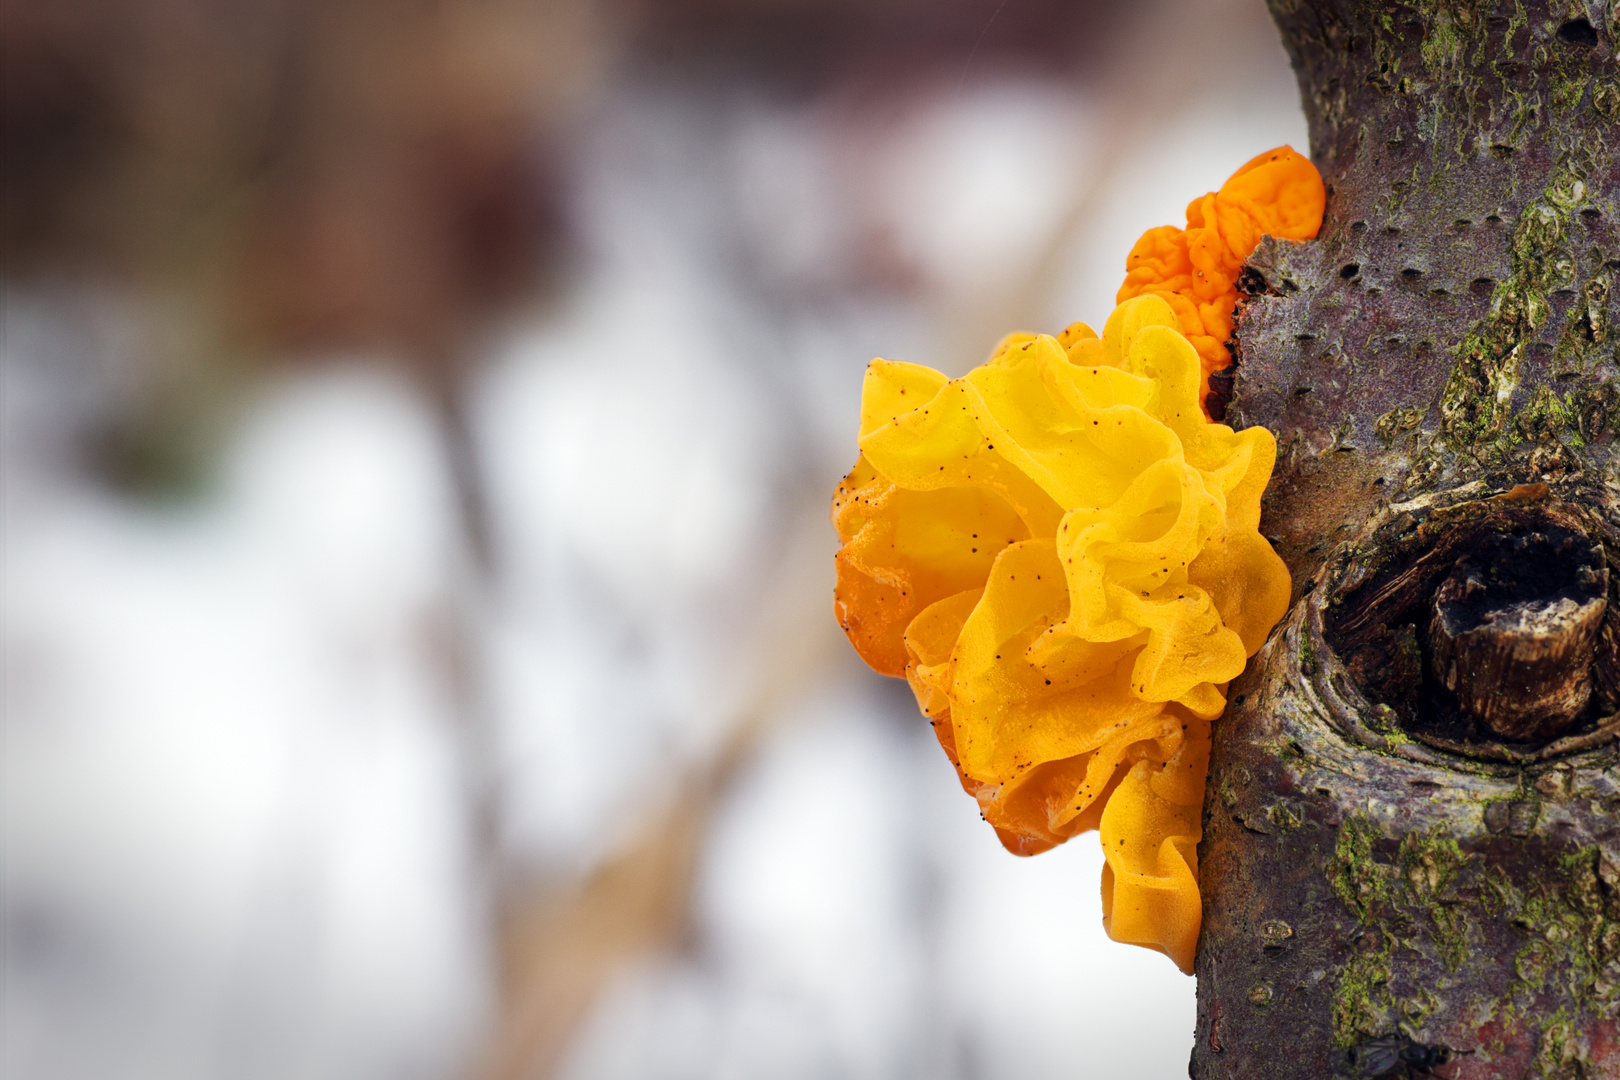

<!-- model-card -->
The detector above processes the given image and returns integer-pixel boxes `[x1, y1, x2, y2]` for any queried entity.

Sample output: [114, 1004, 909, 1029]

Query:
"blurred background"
[2, 1, 1308, 1077]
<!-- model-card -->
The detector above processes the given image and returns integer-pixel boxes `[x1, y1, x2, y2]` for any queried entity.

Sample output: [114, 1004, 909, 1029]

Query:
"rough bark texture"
[1193, 1, 1620, 1077]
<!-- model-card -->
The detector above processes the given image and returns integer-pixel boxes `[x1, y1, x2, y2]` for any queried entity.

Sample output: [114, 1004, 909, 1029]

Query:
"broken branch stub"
[1426, 528, 1607, 741]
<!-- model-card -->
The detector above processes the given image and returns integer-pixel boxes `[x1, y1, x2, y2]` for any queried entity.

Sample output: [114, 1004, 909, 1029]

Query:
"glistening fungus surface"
[831, 150, 1325, 973]
[832, 296, 1289, 973]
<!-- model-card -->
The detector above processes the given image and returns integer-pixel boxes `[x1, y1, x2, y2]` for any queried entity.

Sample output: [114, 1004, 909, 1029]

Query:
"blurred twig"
[469, 510, 842, 1080]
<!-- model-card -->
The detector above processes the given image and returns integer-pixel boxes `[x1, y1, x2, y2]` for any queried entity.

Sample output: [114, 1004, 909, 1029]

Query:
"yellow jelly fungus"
[1117, 145, 1324, 416]
[831, 295, 1290, 973]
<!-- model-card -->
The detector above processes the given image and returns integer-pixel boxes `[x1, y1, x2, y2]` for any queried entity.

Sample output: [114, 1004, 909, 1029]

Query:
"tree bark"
[1193, 2, 1620, 1076]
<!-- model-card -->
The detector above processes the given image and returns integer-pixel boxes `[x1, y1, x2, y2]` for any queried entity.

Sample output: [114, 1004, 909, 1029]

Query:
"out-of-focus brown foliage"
[227, 0, 600, 361]
[4, 0, 604, 504]
[621, 0, 1118, 83]
[3, 0, 599, 365]
[2, 0, 1127, 364]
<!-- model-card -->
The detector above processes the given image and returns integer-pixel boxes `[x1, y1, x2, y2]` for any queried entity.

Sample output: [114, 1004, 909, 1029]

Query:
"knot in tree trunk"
[1428, 527, 1607, 740]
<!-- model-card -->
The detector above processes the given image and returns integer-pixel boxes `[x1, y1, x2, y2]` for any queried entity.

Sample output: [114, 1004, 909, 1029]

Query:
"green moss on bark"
[1325, 814, 1620, 1052]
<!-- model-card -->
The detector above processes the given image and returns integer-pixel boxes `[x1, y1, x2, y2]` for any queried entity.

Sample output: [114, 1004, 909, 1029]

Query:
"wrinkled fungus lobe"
[832, 292, 1291, 973]
[1118, 146, 1324, 413]
[832, 148, 1319, 971]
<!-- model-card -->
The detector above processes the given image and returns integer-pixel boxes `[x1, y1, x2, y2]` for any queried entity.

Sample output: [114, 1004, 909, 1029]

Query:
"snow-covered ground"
[3, 24, 1306, 1079]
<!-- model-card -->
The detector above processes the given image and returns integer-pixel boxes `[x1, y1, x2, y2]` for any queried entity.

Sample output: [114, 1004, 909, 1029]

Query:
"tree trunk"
[1192, 1, 1620, 1076]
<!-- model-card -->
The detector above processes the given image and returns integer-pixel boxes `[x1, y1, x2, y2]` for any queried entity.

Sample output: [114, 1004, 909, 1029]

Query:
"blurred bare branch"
[471, 505, 842, 1080]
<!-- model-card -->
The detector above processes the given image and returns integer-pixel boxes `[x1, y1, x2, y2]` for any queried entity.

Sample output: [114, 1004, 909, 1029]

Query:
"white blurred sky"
[4, 6, 1308, 1077]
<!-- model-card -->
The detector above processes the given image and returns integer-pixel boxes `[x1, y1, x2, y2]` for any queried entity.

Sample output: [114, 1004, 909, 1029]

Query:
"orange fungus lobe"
[1116, 146, 1325, 416]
